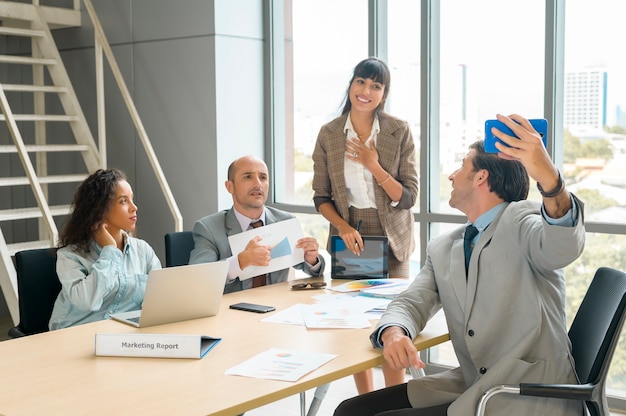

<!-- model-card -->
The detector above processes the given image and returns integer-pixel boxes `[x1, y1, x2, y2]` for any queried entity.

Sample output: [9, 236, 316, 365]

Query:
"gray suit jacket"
[189, 206, 324, 294]
[373, 197, 585, 416]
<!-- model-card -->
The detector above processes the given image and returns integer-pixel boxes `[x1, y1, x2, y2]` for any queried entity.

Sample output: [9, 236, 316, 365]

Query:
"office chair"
[476, 266, 626, 416]
[164, 231, 194, 267]
[8, 248, 61, 338]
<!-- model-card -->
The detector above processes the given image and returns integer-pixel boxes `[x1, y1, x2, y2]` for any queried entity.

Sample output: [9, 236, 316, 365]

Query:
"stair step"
[0, 205, 71, 222]
[0, 114, 78, 122]
[3, 84, 67, 93]
[0, 144, 90, 153]
[0, 55, 56, 65]
[0, 174, 87, 187]
[0, 27, 44, 37]
[7, 240, 54, 257]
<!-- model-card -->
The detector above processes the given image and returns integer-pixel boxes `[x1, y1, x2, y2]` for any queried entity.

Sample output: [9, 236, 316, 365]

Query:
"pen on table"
[355, 220, 362, 251]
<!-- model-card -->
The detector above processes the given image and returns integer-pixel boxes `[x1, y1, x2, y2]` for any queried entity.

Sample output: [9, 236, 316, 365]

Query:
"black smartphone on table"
[229, 302, 276, 313]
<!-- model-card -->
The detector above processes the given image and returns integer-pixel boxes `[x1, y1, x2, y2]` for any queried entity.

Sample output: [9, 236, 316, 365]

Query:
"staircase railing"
[83, 0, 183, 231]
[0, 0, 183, 325]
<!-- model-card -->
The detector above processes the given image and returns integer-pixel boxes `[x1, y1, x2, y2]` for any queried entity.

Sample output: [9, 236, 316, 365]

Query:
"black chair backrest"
[164, 231, 194, 267]
[14, 248, 61, 335]
[568, 267, 626, 387]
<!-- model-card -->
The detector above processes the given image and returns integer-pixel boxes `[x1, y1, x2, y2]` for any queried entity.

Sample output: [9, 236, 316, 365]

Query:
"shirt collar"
[233, 207, 267, 231]
[92, 230, 131, 253]
[469, 202, 507, 233]
[343, 114, 381, 137]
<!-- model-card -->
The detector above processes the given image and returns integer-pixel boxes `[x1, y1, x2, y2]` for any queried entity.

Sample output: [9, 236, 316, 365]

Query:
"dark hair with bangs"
[58, 168, 127, 253]
[469, 141, 530, 202]
[340, 57, 391, 115]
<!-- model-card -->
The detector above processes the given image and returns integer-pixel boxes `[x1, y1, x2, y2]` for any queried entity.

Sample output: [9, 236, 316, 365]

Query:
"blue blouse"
[49, 235, 161, 330]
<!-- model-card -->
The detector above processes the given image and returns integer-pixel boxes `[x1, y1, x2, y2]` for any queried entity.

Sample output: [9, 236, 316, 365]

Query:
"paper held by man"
[228, 217, 305, 280]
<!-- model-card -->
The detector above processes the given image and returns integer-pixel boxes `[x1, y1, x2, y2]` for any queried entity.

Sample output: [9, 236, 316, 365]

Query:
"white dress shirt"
[343, 116, 380, 209]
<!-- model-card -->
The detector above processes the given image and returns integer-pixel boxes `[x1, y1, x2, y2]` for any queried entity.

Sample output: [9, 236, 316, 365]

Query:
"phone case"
[484, 118, 548, 153]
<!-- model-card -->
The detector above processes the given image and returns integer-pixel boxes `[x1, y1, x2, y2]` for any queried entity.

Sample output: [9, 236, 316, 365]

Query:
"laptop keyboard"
[127, 316, 141, 324]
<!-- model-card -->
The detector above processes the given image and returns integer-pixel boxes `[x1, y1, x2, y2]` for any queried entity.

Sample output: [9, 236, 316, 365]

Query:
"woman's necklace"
[351, 112, 374, 141]
[354, 128, 371, 141]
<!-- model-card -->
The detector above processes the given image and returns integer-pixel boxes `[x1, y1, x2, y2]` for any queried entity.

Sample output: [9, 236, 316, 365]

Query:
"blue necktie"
[464, 224, 479, 276]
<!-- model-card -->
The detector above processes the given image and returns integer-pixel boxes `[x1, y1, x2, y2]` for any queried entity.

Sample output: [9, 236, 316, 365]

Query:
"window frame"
[265, 0, 626, 411]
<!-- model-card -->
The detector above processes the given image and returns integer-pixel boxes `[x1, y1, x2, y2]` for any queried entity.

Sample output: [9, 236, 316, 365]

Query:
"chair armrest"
[477, 383, 593, 416]
[519, 382, 594, 401]
[476, 385, 520, 416]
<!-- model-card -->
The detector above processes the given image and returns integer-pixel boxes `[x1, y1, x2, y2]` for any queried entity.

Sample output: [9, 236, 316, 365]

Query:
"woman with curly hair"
[49, 168, 161, 329]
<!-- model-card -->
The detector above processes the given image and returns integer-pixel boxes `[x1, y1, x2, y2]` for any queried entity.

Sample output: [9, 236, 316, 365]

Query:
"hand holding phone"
[484, 118, 548, 153]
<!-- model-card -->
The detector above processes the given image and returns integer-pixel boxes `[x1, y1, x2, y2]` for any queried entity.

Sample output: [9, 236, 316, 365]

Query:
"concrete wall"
[53, 0, 265, 261]
[0, 0, 266, 316]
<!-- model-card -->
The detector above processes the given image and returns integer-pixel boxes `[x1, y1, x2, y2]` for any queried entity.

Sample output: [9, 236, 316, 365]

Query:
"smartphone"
[229, 302, 276, 313]
[484, 118, 548, 153]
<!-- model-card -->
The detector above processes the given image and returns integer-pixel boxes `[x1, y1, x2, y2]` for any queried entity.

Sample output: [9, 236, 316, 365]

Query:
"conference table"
[0, 277, 449, 416]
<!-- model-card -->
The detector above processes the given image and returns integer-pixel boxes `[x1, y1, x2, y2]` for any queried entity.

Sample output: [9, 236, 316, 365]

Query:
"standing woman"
[49, 168, 161, 330]
[312, 57, 419, 392]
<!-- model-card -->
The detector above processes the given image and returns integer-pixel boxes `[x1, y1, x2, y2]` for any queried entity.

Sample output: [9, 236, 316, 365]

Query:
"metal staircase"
[0, 1, 182, 325]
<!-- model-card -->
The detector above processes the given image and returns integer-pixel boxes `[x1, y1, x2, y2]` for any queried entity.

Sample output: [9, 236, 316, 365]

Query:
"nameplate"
[95, 333, 221, 359]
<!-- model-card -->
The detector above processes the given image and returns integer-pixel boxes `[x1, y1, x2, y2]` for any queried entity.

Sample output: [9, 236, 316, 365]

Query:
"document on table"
[300, 303, 371, 329]
[262, 302, 375, 327]
[225, 348, 337, 382]
[329, 279, 401, 293]
[359, 279, 411, 299]
[261, 304, 307, 325]
[313, 293, 392, 318]
[228, 218, 304, 280]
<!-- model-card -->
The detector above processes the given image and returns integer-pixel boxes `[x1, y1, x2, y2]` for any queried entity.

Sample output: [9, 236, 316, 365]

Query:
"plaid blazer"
[312, 113, 418, 262]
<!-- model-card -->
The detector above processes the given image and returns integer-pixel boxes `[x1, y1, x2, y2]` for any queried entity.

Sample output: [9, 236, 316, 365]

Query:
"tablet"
[330, 235, 389, 279]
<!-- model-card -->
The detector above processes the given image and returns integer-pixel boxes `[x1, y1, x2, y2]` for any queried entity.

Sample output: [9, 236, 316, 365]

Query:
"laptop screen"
[330, 235, 389, 279]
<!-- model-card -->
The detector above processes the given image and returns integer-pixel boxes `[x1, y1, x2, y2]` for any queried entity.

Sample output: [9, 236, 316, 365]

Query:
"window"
[273, 0, 368, 207]
[437, 0, 545, 215]
[565, 0, 626, 404]
[270, 0, 626, 410]
[564, 0, 626, 226]
[386, 0, 421, 268]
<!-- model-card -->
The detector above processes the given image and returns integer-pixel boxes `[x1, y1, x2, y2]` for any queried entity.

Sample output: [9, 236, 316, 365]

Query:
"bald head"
[227, 155, 268, 182]
[225, 155, 269, 218]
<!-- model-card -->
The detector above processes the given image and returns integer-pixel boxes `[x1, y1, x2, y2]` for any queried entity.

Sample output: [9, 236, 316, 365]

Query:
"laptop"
[110, 261, 228, 327]
[330, 235, 389, 279]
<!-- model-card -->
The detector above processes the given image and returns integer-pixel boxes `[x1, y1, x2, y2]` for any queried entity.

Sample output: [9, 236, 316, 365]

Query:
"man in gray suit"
[334, 114, 585, 416]
[190, 155, 324, 294]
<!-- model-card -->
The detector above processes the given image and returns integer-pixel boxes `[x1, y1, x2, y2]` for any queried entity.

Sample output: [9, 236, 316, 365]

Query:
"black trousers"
[334, 383, 451, 416]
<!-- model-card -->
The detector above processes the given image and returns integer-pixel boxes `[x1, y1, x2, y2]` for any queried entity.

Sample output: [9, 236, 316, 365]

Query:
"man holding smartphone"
[189, 155, 325, 294]
[334, 114, 585, 416]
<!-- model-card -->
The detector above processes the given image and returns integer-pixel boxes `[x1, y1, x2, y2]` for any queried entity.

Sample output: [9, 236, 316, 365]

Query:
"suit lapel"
[265, 208, 278, 225]
[450, 235, 468, 312]
[464, 204, 508, 314]
[225, 208, 243, 236]
[375, 117, 396, 168]
[326, 117, 349, 218]
[373, 129, 391, 209]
